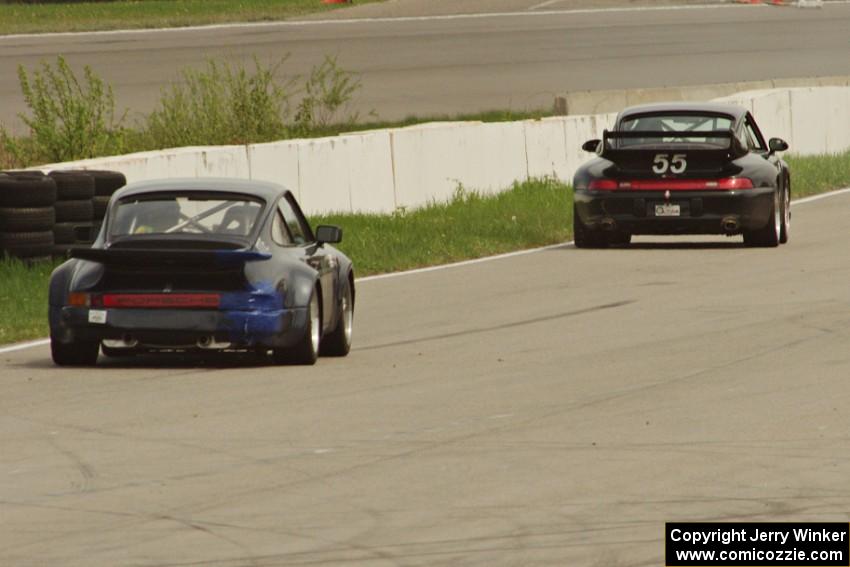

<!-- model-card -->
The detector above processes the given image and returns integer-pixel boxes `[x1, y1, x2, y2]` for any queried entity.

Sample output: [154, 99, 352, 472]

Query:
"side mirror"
[768, 138, 789, 153]
[582, 139, 601, 153]
[315, 224, 342, 245]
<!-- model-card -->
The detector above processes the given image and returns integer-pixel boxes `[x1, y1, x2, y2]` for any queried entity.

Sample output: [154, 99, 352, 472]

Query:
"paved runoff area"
[3, 191, 850, 565]
[1, 2, 850, 129]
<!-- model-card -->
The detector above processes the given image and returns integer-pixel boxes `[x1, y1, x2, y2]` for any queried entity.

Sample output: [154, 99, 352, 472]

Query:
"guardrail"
[37, 86, 850, 215]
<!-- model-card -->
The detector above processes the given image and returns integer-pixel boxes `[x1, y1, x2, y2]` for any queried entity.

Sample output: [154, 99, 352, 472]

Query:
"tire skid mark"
[5, 320, 831, 562]
[5, 301, 841, 553]
[134, 315, 837, 525]
[126, 535, 660, 567]
[158, 515, 262, 567]
[356, 300, 635, 351]
[46, 437, 96, 494]
[143, 494, 850, 567]
[5, 411, 277, 468]
[170, 516, 408, 567]
[2, 484, 404, 565]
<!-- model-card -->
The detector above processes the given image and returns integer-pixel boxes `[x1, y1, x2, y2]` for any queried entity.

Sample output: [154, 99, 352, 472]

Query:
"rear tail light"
[67, 293, 105, 308]
[68, 292, 221, 309]
[588, 178, 753, 191]
[68, 292, 90, 307]
[714, 177, 754, 190]
[588, 179, 619, 190]
[101, 294, 221, 309]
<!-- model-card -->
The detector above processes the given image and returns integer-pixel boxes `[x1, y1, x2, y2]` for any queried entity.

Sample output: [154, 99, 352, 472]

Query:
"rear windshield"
[618, 113, 734, 148]
[110, 194, 264, 238]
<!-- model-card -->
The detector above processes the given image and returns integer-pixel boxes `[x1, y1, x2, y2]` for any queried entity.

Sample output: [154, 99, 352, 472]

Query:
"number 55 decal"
[652, 153, 688, 174]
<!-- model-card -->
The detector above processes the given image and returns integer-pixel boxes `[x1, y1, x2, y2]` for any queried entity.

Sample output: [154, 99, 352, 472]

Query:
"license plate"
[654, 203, 681, 217]
[88, 309, 107, 324]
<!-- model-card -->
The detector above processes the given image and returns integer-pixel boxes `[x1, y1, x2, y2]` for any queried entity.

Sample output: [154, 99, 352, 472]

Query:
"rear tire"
[51, 336, 99, 366]
[610, 231, 631, 246]
[273, 289, 320, 365]
[743, 189, 780, 248]
[573, 203, 607, 249]
[779, 180, 791, 244]
[321, 278, 353, 357]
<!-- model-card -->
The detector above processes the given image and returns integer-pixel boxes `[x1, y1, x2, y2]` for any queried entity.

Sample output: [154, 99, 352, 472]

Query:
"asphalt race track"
[2, 2, 850, 129]
[3, 192, 850, 566]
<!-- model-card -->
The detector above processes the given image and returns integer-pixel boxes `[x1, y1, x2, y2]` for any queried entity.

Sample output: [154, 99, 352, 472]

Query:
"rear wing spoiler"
[600, 130, 747, 159]
[70, 248, 271, 269]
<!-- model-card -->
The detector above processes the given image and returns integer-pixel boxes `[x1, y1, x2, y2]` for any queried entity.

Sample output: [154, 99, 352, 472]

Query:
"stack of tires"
[49, 170, 126, 255]
[0, 169, 127, 258]
[88, 170, 127, 233]
[0, 172, 57, 260]
[49, 170, 96, 256]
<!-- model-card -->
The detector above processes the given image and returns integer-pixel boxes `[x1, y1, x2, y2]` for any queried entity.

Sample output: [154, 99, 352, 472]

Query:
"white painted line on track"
[0, 338, 50, 355]
[4, 0, 850, 40]
[2, 186, 847, 354]
[357, 242, 573, 283]
[788, 186, 850, 206]
[530, 0, 850, 7]
[0, 3, 765, 41]
[357, 185, 850, 284]
[528, 0, 570, 10]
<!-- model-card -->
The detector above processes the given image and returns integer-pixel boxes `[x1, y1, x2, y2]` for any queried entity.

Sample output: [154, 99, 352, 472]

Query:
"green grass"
[313, 179, 573, 275]
[786, 151, 850, 197]
[0, 256, 57, 345]
[307, 108, 555, 138]
[2, 150, 849, 347]
[0, 0, 386, 35]
[0, 103, 552, 169]
[0, 179, 570, 345]
[1, 106, 555, 170]
[0, 49, 549, 168]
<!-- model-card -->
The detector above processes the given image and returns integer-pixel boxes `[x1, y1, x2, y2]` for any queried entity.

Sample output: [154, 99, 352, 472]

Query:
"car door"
[276, 193, 337, 331]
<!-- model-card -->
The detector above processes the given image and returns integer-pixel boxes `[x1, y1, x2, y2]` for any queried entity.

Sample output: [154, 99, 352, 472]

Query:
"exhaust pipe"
[600, 218, 617, 232]
[102, 335, 138, 349]
[197, 336, 232, 350]
[721, 217, 740, 234]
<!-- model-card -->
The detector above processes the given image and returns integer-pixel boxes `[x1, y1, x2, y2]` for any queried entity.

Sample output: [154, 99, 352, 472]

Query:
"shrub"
[143, 56, 295, 148]
[1, 54, 364, 166]
[0, 56, 126, 164]
[294, 55, 362, 135]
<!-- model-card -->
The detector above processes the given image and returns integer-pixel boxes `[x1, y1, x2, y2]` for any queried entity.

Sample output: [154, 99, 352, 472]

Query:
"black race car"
[573, 102, 791, 248]
[48, 178, 354, 366]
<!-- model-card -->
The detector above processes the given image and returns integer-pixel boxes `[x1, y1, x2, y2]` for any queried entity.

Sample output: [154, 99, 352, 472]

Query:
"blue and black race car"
[573, 102, 791, 248]
[49, 178, 354, 366]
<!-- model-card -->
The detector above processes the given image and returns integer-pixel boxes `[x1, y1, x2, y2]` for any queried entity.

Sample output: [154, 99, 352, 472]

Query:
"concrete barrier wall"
[791, 87, 850, 155]
[342, 131, 397, 214]
[524, 117, 569, 181]
[716, 86, 850, 156]
[246, 140, 301, 200]
[39, 87, 850, 215]
[388, 121, 528, 208]
[294, 136, 354, 215]
[557, 75, 850, 117]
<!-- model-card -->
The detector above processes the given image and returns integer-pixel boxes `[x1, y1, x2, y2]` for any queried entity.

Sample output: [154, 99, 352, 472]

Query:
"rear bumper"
[49, 305, 308, 349]
[574, 187, 774, 235]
